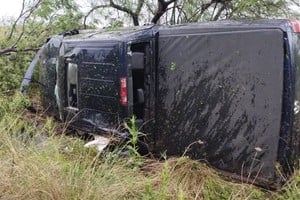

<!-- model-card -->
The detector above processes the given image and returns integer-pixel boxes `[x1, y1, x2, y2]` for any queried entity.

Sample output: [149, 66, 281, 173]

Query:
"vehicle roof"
[63, 24, 155, 43]
[63, 19, 294, 43]
[158, 19, 293, 36]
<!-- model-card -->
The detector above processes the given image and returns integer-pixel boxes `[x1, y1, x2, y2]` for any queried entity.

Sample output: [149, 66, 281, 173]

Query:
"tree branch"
[109, 0, 145, 26]
[145, 1, 156, 15]
[0, 46, 40, 56]
[135, 0, 145, 16]
[110, 0, 138, 25]
[0, 0, 43, 58]
[8, 0, 42, 39]
[212, 4, 226, 21]
[83, 4, 110, 29]
[170, 0, 177, 24]
[291, 0, 300, 7]
[151, 0, 177, 24]
[7, 0, 26, 39]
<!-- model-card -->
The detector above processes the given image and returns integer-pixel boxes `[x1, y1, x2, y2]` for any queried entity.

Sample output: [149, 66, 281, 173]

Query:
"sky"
[0, 0, 122, 27]
[0, 0, 90, 19]
[0, 0, 23, 18]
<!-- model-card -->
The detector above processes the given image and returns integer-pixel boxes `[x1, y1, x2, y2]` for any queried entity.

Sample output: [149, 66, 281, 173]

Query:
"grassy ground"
[0, 93, 299, 199]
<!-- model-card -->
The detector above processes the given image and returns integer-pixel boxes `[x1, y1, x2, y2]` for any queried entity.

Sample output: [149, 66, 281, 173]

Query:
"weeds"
[125, 116, 142, 157]
[123, 116, 144, 168]
[0, 93, 300, 199]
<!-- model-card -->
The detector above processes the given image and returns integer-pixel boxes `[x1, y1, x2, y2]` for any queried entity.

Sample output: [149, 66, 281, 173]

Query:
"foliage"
[0, 92, 30, 118]
[0, 52, 32, 94]
[0, 0, 299, 93]
[0, 0, 83, 93]
[83, 0, 300, 27]
[126, 116, 141, 157]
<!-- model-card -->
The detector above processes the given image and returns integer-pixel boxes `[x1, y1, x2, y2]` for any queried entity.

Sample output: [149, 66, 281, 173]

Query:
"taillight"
[290, 20, 300, 33]
[120, 77, 128, 106]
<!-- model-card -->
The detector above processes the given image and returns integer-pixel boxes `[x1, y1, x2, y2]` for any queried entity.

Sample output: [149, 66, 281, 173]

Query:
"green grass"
[0, 93, 300, 199]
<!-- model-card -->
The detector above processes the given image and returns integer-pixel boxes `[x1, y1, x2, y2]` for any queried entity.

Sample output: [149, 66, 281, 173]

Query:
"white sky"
[0, 0, 121, 27]
[0, 0, 90, 18]
[0, 0, 23, 18]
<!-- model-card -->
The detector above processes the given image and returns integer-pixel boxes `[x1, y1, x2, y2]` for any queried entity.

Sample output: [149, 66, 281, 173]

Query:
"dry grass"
[0, 118, 267, 199]
[0, 93, 298, 200]
[0, 129, 150, 199]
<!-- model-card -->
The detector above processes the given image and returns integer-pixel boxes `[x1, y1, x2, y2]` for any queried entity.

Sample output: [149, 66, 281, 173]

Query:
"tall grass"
[0, 93, 299, 199]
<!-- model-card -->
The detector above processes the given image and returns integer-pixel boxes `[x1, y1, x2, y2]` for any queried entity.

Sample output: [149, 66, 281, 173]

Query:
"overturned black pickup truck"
[22, 19, 300, 187]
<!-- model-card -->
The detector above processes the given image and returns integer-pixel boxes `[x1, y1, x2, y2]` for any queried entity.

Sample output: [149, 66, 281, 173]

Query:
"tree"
[0, 0, 82, 93]
[0, 0, 299, 93]
[82, 0, 300, 27]
[0, 0, 82, 56]
[83, 0, 176, 28]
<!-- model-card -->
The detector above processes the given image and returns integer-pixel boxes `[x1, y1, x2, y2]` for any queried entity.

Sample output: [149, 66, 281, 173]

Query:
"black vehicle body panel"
[38, 20, 300, 186]
[62, 41, 122, 130]
[155, 28, 284, 184]
[39, 36, 64, 116]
